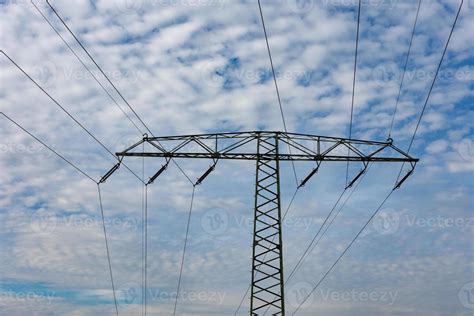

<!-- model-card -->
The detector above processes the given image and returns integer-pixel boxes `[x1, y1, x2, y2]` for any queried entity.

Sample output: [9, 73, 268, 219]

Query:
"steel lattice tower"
[114, 131, 418, 315]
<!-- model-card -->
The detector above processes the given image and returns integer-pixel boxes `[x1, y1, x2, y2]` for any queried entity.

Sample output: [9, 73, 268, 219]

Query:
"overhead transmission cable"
[297, 0, 423, 285]
[257, 0, 299, 186]
[98, 184, 120, 316]
[388, 0, 422, 139]
[1, 112, 97, 184]
[284, 163, 373, 291]
[293, 1, 463, 313]
[44, 0, 153, 136]
[141, 143, 148, 315]
[31, 1, 144, 136]
[396, 0, 463, 182]
[173, 185, 197, 316]
[288, 0, 439, 296]
[291, 189, 394, 315]
[1, 113, 119, 315]
[346, 0, 362, 186]
[43, 0, 194, 186]
[144, 184, 149, 315]
[263, 163, 374, 315]
[0, 51, 144, 184]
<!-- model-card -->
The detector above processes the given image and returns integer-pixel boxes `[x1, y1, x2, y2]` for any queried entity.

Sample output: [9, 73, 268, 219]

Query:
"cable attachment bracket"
[99, 160, 122, 183]
[394, 162, 417, 190]
[298, 162, 321, 188]
[195, 160, 218, 186]
[345, 161, 368, 189]
[147, 158, 170, 185]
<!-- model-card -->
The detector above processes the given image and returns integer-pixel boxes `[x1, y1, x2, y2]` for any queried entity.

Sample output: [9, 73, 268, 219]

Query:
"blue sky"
[0, 0, 473, 315]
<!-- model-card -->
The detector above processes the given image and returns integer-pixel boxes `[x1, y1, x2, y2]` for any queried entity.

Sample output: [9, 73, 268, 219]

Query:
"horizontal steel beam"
[115, 131, 419, 164]
[117, 152, 418, 162]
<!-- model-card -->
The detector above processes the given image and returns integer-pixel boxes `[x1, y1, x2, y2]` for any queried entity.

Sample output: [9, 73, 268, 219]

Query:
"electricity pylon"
[111, 131, 418, 315]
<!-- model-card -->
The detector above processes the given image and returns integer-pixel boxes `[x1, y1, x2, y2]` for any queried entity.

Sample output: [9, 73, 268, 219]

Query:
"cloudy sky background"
[0, 0, 473, 315]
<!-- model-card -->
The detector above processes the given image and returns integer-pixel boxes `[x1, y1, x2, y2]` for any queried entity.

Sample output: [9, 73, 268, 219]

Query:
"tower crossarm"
[116, 131, 418, 164]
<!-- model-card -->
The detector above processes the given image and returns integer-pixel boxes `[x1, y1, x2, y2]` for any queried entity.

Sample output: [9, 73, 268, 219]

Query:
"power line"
[286, 163, 373, 294]
[292, 189, 395, 315]
[257, 0, 299, 186]
[263, 166, 370, 315]
[2, 112, 120, 315]
[284, 188, 347, 283]
[406, 0, 463, 154]
[31, 1, 145, 135]
[388, 0, 422, 139]
[144, 184, 149, 315]
[346, 0, 362, 186]
[97, 184, 120, 316]
[45, 0, 153, 137]
[1, 112, 97, 184]
[173, 185, 196, 316]
[396, 0, 463, 182]
[141, 143, 146, 316]
[43, 0, 194, 186]
[0, 51, 145, 185]
[292, 3, 463, 312]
